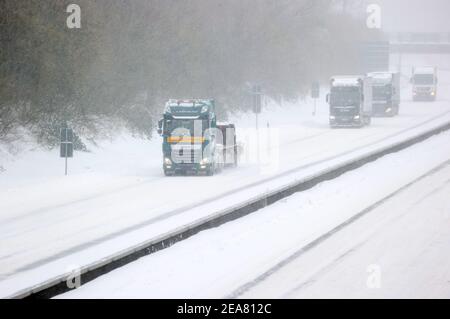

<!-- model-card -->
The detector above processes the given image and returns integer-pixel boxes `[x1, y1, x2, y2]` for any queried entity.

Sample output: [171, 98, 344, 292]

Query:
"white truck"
[411, 66, 438, 101]
[327, 76, 373, 128]
[369, 72, 401, 117]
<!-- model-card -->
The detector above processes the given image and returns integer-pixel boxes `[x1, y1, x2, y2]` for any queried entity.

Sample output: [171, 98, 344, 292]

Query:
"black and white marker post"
[60, 127, 74, 176]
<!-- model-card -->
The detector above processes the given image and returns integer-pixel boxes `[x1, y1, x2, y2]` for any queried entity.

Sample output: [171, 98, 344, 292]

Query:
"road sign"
[252, 84, 262, 114]
[311, 82, 320, 99]
[60, 127, 74, 175]
[360, 41, 390, 73]
[60, 142, 73, 158]
[60, 127, 73, 144]
[60, 128, 74, 158]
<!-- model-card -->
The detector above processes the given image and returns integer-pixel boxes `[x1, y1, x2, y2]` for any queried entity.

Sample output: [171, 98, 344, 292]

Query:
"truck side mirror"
[157, 119, 163, 136]
[390, 84, 396, 95]
[326, 93, 330, 103]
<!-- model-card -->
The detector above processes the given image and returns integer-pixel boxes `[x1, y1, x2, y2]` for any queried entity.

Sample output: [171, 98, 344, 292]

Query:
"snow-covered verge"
[59, 130, 450, 299]
[0, 129, 159, 188]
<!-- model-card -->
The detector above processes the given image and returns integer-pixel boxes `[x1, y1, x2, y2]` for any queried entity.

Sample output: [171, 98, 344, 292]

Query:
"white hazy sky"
[357, 0, 450, 32]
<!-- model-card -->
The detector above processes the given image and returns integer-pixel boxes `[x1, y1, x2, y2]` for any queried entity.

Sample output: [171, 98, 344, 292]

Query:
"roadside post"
[311, 82, 320, 116]
[60, 127, 74, 176]
[252, 84, 262, 165]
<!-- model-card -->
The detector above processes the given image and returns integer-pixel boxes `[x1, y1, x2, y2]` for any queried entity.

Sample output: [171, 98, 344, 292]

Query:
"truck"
[157, 99, 237, 176]
[411, 66, 438, 101]
[368, 72, 401, 117]
[327, 76, 373, 128]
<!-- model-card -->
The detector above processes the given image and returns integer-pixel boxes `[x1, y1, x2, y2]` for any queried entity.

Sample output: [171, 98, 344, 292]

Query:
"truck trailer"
[369, 72, 400, 117]
[327, 76, 373, 128]
[216, 122, 238, 168]
[157, 99, 237, 176]
[411, 66, 438, 101]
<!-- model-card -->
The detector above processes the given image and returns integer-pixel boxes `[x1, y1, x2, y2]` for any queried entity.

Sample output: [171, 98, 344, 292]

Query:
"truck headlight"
[354, 115, 360, 120]
[431, 91, 435, 96]
[164, 158, 172, 165]
[329, 115, 335, 120]
[201, 105, 209, 113]
[386, 108, 392, 113]
[200, 158, 210, 166]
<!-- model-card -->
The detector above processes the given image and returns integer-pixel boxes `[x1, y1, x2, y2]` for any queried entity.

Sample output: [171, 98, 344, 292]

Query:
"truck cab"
[327, 76, 373, 128]
[157, 99, 222, 176]
[411, 66, 438, 101]
[369, 72, 400, 117]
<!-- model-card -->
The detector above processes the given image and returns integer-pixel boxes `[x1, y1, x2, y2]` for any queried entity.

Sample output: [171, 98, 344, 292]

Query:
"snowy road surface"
[242, 163, 450, 299]
[1, 53, 450, 297]
[60, 130, 450, 298]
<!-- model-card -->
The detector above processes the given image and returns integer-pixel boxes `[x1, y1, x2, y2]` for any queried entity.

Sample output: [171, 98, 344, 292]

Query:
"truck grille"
[170, 145, 202, 164]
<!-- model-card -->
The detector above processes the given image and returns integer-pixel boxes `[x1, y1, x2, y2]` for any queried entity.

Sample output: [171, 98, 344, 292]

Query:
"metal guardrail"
[389, 32, 450, 44]
[390, 43, 450, 54]
[9, 120, 450, 299]
[387, 32, 450, 54]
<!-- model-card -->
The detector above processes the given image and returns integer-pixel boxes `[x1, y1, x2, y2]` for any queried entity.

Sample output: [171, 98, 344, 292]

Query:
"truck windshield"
[330, 87, 360, 106]
[373, 85, 391, 100]
[413, 74, 434, 85]
[164, 119, 209, 135]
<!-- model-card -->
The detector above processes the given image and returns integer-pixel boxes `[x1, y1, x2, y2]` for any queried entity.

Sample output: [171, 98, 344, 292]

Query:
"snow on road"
[241, 164, 450, 299]
[1, 53, 450, 297]
[60, 130, 450, 299]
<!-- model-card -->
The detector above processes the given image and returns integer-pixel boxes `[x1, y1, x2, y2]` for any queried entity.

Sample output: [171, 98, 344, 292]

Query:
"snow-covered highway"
[60, 128, 450, 299]
[1, 53, 450, 298]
